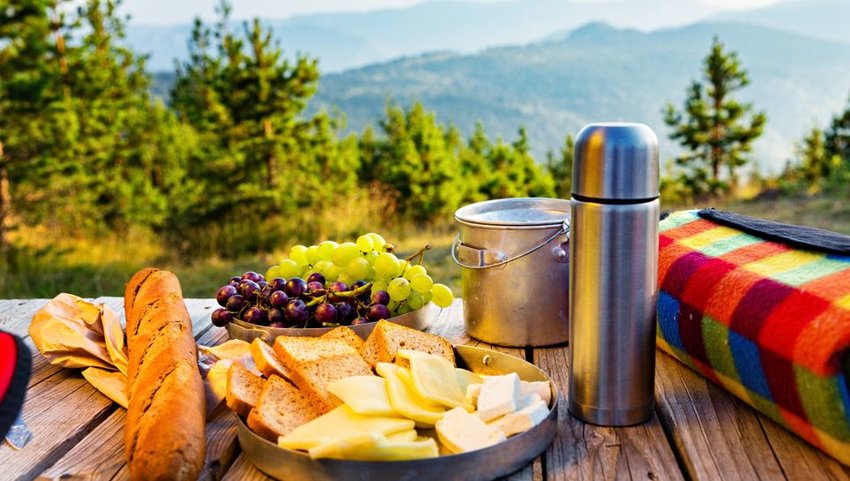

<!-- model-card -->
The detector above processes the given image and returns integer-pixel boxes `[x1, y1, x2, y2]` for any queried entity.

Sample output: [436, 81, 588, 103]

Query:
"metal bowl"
[226, 304, 433, 343]
[236, 345, 559, 481]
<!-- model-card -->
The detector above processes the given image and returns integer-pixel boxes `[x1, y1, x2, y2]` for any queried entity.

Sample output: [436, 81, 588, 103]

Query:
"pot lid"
[454, 197, 570, 227]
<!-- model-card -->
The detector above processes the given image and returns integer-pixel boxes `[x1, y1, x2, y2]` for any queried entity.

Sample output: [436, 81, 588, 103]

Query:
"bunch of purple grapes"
[210, 270, 393, 328]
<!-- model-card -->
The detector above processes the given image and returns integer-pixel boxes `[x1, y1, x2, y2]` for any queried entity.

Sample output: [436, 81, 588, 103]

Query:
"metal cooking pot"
[452, 198, 570, 346]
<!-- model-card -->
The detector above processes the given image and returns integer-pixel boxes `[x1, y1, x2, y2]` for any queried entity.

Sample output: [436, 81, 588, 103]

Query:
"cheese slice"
[376, 362, 446, 427]
[520, 381, 552, 406]
[435, 407, 506, 454]
[308, 432, 439, 461]
[455, 368, 483, 395]
[397, 349, 473, 411]
[466, 383, 482, 405]
[278, 405, 414, 451]
[488, 393, 549, 437]
[476, 373, 521, 422]
[327, 376, 398, 417]
[387, 429, 419, 442]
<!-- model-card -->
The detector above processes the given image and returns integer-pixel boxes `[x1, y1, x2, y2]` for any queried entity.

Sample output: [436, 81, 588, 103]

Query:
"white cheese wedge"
[519, 381, 552, 406]
[476, 373, 521, 422]
[436, 407, 506, 454]
[466, 383, 482, 405]
[488, 393, 549, 437]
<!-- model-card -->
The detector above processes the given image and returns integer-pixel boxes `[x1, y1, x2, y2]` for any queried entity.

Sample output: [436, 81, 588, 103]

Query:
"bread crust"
[124, 268, 206, 481]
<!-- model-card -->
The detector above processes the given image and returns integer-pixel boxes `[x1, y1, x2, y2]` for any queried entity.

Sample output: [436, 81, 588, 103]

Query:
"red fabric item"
[0, 332, 16, 402]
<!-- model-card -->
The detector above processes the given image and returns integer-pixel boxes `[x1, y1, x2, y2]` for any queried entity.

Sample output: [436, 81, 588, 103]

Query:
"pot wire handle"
[451, 220, 570, 270]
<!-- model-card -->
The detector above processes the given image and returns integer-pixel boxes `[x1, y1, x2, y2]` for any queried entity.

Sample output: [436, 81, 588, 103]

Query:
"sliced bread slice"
[247, 375, 319, 441]
[251, 338, 291, 380]
[321, 325, 365, 351]
[226, 363, 266, 417]
[273, 336, 374, 413]
[359, 320, 455, 368]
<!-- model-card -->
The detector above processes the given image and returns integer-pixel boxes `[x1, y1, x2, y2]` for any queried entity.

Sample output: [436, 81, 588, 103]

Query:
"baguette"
[124, 268, 206, 481]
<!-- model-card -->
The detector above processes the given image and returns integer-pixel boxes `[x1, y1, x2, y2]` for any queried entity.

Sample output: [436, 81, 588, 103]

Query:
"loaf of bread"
[124, 268, 206, 481]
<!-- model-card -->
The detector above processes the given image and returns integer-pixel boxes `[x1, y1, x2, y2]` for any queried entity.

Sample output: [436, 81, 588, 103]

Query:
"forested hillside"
[310, 22, 850, 170]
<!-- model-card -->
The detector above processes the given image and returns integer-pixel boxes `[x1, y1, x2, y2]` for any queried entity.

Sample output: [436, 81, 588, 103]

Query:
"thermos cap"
[572, 122, 659, 201]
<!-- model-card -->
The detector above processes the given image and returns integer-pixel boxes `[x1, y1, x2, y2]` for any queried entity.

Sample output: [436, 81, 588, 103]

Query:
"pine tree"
[794, 127, 830, 192]
[0, 0, 68, 249]
[825, 96, 850, 167]
[376, 102, 464, 221]
[546, 134, 574, 198]
[663, 37, 766, 200]
[170, 1, 355, 238]
[456, 122, 491, 203]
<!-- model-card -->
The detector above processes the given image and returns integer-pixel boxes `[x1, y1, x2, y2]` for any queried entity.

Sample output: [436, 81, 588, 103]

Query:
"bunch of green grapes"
[265, 233, 454, 317]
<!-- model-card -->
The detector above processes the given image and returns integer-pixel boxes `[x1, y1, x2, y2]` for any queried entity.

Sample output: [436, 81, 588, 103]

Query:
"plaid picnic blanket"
[657, 209, 850, 465]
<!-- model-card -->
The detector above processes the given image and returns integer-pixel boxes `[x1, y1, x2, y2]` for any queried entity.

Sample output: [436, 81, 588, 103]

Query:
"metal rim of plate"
[226, 303, 433, 343]
[236, 345, 559, 481]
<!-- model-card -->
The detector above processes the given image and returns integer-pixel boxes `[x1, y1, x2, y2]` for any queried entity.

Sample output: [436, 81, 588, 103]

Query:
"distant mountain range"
[308, 21, 850, 171]
[716, 0, 850, 46]
[127, 0, 850, 74]
[129, 0, 724, 73]
[141, 0, 850, 171]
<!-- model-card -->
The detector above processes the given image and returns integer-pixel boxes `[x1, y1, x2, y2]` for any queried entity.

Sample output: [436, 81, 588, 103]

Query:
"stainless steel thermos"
[568, 123, 660, 426]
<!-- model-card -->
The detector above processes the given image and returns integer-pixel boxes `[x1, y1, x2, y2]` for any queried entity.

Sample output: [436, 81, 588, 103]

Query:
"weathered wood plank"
[655, 351, 784, 481]
[536, 346, 685, 481]
[220, 454, 273, 481]
[758, 413, 850, 481]
[0, 298, 123, 479]
[655, 351, 850, 481]
[36, 409, 127, 481]
[0, 299, 51, 338]
[0, 373, 117, 481]
[4, 298, 226, 481]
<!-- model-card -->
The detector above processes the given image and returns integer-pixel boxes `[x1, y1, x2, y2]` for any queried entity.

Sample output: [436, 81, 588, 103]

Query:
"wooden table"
[1, 297, 849, 481]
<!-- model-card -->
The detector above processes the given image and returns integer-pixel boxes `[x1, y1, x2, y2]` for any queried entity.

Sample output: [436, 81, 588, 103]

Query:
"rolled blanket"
[658, 209, 850, 465]
[0, 330, 31, 439]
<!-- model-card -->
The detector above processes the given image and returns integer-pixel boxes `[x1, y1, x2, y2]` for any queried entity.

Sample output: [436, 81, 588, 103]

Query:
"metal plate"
[236, 345, 558, 481]
[226, 304, 433, 343]
[455, 197, 570, 228]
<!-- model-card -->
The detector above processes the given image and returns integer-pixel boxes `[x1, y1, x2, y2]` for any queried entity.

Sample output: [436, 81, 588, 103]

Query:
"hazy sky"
[120, 0, 790, 26]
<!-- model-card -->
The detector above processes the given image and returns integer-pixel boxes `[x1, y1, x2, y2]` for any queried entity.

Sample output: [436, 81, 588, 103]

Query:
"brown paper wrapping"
[31, 294, 253, 417]
[29, 294, 121, 371]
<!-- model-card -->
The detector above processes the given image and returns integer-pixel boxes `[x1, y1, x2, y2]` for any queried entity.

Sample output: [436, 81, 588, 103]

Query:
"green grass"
[0, 224, 462, 299]
[2, 192, 848, 300]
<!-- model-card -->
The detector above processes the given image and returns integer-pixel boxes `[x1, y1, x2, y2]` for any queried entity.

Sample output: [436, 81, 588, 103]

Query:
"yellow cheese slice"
[397, 349, 473, 411]
[455, 368, 483, 394]
[308, 432, 439, 461]
[327, 376, 399, 417]
[376, 362, 446, 427]
[278, 405, 414, 451]
[386, 429, 418, 442]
